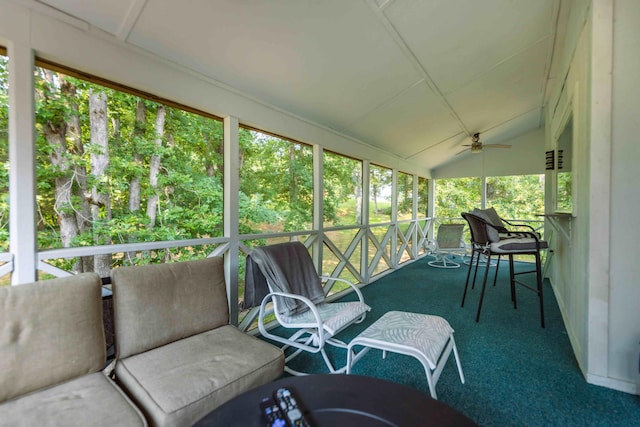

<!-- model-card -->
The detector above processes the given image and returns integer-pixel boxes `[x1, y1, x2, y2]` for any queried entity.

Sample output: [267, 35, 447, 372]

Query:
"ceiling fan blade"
[483, 144, 511, 148]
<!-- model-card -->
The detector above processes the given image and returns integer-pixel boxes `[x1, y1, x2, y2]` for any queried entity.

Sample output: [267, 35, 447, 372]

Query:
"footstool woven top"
[351, 311, 454, 369]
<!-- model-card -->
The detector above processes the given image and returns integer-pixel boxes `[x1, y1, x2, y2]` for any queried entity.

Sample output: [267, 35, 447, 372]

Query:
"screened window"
[417, 176, 429, 217]
[34, 64, 224, 274]
[486, 175, 545, 221]
[397, 171, 413, 220]
[323, 151, 362, 227]
[0, 52, 8, 255]
[239, 127, 313, 233]
[435, 177, 481, 219]
[369, 164, 392, 223]
[0, 50, 10, 286]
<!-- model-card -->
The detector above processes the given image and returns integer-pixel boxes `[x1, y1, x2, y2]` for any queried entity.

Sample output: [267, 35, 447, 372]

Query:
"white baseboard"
[549, 279, 586, 374]
[587, 373, 640, 395]
[551, 280, 640, 396]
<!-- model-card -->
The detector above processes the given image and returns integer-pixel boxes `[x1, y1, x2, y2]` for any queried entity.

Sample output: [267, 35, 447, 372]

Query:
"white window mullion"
[361, 161, 370, 284]
[391, 168, 398, 267]
[224, 116, 239, 324]
[313, 144, 323, 274]
[8, 43, 37, 285]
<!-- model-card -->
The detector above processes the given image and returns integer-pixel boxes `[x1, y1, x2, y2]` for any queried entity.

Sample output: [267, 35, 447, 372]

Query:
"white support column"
[224, 116, 240, 325]
[361, 161, 370, 283]
[312, 144, 323, 274]
[481, 175, 487, 209]
[391, 168, 398, 267]
[8, 42, 37, 285]
[587, 0, 613, 383]
[412, 173, 419, 258]
[428, 178, 436, 239]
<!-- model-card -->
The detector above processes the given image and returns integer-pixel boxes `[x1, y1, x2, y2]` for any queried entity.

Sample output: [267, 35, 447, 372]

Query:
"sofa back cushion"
[0, 273, 105, 403]
[112, 257, 228, 359]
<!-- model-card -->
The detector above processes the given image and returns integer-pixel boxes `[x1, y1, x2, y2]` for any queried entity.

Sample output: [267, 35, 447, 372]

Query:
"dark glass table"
[195, 374, 477, 427]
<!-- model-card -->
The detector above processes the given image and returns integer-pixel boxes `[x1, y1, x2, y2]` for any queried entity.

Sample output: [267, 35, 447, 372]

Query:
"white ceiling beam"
[365, 0, 470, 137]
[116, 0, 147, 41]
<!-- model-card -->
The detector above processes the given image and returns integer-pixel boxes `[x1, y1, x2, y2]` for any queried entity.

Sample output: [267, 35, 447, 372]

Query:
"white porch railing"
[25, 218, 433, 330]
[3, 216, 544, 330]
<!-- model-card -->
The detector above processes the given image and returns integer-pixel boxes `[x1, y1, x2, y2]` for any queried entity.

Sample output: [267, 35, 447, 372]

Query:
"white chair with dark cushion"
[245, 241, 371, 376]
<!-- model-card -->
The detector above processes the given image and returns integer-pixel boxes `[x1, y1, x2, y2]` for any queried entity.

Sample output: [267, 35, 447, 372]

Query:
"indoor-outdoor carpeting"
[263, 256, 640, 426]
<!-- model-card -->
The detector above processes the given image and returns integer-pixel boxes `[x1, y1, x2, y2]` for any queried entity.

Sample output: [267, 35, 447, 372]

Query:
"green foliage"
[323, 151, 361, 226]
[417, 177, 429, 217]
[435, 175, 545, 221]
[435, 177, 482, 219]
[556, 172, 572, 213]
[397, 171, 413, 218]
[370, 164, 392, 222]
[239, 129, 314, 233]
[487, 175, 545, 220]
[32, 65, 227, 261]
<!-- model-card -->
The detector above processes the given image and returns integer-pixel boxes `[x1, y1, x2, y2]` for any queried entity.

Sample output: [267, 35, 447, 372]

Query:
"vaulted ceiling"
[35, 0, 565, 171]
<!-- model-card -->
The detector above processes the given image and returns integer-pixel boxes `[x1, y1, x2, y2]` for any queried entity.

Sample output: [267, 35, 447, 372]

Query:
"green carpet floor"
[273, 256, 640, 426]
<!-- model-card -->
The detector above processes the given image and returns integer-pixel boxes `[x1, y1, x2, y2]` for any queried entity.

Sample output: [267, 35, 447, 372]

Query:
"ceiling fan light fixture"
[471, 146, 482, 153]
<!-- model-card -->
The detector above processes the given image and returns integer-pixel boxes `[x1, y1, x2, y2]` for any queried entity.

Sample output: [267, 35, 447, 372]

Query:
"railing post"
[224, 116, 240, 325]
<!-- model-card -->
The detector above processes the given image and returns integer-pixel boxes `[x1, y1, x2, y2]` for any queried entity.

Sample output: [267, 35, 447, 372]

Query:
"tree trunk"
[289, 144, 298, 204]
[146, 105, 165, 229]
[38, 71, 84, 272]
[373, 184, 379, 214]
[89, 90, 112, 277]
[127, 100, 146, 263]
[129, 100, 145, 213]
[44, 118, 78, 248]
[353, 170, 362, 224]
[63, 80, 93, 273]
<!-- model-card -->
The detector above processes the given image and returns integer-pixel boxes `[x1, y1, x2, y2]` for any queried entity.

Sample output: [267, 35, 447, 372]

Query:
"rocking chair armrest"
[320, 275, 365, 303]
[257, 291, 326, 354]
[259, 291, 324, 328]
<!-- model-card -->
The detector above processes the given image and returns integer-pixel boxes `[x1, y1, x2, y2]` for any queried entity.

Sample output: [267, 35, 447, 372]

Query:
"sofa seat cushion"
[115, 325, 284, 427]
[0, 372, 146, 427]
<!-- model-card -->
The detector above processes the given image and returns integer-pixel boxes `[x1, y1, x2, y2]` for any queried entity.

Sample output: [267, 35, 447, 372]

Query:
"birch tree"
[36, 70, 88, 272]
[66, 80, 93, 272]
[146, 105, 165, 228]
[88, 90, 112, 276]
[129, 100, 146, 214]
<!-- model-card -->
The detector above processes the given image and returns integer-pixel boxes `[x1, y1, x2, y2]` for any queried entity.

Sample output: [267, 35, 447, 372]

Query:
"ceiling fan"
[457, 133, 511, 155]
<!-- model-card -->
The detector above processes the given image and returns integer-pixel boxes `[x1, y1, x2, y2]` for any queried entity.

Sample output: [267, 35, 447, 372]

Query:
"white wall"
[431, 128, 546, 179]
[546, 7, 590, 382]
[547, 0, 640, 395]
[608, 0, 640, 389]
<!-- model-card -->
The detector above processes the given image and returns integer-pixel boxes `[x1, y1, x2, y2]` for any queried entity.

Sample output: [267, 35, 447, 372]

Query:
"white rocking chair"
[245, 241, 370, 376]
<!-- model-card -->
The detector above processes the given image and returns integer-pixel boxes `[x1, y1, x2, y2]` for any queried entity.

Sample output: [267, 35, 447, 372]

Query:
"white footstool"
[346, 311, 465, 399]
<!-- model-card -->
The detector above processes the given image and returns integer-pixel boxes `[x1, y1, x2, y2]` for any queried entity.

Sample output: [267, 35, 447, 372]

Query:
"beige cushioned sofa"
[111, 257, 284, 427]
[0, 274, 147, 426]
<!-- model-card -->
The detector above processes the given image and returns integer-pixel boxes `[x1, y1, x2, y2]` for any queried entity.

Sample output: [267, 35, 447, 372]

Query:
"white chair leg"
[451, 336, 465, 384]
[425, 369, 437, 400]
